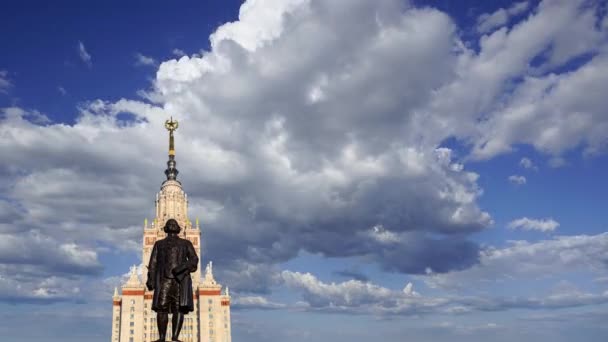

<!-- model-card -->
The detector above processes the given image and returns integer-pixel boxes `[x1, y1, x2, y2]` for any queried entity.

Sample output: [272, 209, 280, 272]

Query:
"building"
[111, 118, 231, 342]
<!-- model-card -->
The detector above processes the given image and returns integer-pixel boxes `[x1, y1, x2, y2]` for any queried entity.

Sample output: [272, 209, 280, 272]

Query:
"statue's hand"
[146, 279, 154, 291]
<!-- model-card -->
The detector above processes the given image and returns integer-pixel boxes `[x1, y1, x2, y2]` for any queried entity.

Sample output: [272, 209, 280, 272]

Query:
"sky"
[0, 0, 608, 341]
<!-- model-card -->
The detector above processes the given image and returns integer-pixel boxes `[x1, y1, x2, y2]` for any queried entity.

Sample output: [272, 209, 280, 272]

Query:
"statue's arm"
[186, 241, 198, 273]
[146, 242, 158, 290]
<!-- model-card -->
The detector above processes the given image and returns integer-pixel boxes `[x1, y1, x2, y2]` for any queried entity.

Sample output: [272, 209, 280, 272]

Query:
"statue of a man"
[146, 219, 198, 342]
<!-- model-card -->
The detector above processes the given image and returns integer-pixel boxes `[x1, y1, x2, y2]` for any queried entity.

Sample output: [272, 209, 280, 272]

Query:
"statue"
[146, 218, 198, 342]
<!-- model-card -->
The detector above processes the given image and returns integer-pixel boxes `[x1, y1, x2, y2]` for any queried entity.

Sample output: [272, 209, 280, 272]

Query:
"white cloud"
[413, 0, 608, 161]
[233, 295, 286, 309]
[172, 48, 186, 57]
[467, 0, 608, 158]
[58, 86, 67, 96]
[0, 70, 11, 93]
[280, 270, 414, 309]
[281, 269, 608, 316]
[477, 1, 529, 34]
[369, 225, 400, 244]
[134, 53, 157, 67]
[508, 217, 559, 232]
[402, 282, 419, 296]
[77, 41, 92, 67]
[0, 231, 102, 275]
[519, 157, 537, 170]
[152, 0, 493, 277]
[0, 0, 607, 306]
[209, 0, 310, 52]
[508, 175, 526, 185]
[424, 233, 608, 290]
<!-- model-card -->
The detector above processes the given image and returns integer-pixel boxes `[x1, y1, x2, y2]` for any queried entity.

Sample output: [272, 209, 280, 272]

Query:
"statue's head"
[163, 219, 181, 234]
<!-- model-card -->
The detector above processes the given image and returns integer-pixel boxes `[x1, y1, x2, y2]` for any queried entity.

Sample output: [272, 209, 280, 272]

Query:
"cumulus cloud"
[280, 270, 413, 309]
[424, 233, 608, 290]
[0, 267, 83, 303]
[134, 53, 157, 67]
[508, 217, 559, 232]
[280, 269, 608, 316]
[508, 175, 526, 185]
[216, 262, 281, 294]
[477, 1, 529, 34]
[151, 0, 493, 282]
[0, 0, 607, 306]
[77, 41, 92, 67]
[232, 295, 286, 310]
[411, 0, 608, 160]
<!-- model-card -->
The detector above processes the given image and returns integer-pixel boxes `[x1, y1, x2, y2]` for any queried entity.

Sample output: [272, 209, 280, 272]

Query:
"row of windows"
[142, 317, 194, 322]
[143, 324, 196, 330]
[147, 332, 196, 340]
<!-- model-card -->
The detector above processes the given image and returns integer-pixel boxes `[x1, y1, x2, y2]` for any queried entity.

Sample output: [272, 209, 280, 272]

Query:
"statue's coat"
[147, 235, 198, 313]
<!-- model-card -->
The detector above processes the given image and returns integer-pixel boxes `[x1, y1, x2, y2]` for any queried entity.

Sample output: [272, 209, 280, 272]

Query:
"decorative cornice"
[198, 289, 222, 296]
[122, 289, 145, 296]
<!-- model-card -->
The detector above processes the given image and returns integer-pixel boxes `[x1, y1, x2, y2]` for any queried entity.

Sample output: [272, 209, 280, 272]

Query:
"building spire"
[164, 117, 179, 181]
[125, 265, 141, 286]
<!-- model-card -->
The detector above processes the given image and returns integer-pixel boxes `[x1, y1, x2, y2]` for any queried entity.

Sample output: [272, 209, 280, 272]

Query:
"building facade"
[111, 119, 231, 342]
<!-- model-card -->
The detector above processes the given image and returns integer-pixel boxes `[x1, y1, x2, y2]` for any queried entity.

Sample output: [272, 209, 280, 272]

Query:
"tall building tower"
[111, 118, 232, 342]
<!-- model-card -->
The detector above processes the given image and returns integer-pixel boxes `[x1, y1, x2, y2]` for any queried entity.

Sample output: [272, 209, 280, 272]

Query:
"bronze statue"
[146, 219, 198, 342]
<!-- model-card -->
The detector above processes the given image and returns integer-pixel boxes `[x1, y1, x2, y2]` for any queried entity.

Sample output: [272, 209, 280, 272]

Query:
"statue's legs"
[171, 311, 184, 341]
[155, 276, 180, 341]
[156, 312, 168, 342]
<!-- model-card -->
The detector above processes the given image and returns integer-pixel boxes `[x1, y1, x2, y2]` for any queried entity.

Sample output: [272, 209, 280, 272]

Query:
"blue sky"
[1, 0, 608, 341]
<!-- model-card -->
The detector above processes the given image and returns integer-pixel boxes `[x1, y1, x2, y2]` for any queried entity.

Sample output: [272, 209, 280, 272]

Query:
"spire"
[125, 265, 141, 286]
[164, 117, 179, 181]
[113, 287, 119, 297]
[206, 261, 213, 277]
[203, 261, 217, 285]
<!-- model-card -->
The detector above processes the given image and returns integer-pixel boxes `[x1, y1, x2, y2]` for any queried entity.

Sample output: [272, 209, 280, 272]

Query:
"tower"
[111, 118, 231, 342]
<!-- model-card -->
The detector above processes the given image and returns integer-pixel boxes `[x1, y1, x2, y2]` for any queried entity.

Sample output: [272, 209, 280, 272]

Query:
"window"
[130, 314, 134, 319]
[130, 299, 135, 305]
[129, 338, 133, 342]
[130, 322, 134, 327]
[130, 329, 134, 335]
